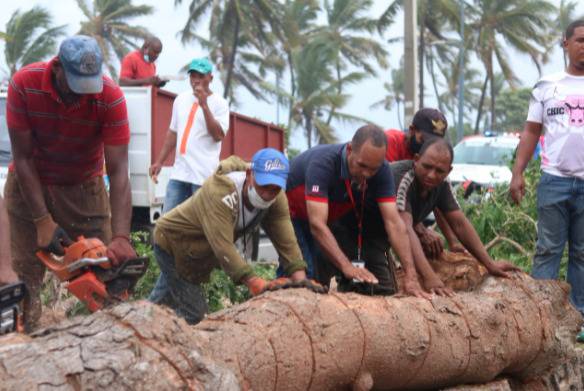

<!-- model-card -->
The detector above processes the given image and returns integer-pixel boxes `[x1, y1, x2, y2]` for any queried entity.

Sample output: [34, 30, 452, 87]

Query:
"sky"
[0, 0, 581, 150]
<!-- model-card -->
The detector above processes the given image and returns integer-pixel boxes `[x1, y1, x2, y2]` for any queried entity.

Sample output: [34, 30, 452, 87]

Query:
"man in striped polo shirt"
[4, 35, 137, 331]
[393, 138, 519, 293]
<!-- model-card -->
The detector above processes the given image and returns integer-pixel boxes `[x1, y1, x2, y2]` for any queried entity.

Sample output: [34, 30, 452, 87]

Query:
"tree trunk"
[489, 56, 497, 130]
[287, 51, 296, 130]
[0, 270, 581, 390]
[304, 111, 313, 149]
[223, 14, 240, 100]
[419, 26, 425, 108]
[474, 74, 489, 134]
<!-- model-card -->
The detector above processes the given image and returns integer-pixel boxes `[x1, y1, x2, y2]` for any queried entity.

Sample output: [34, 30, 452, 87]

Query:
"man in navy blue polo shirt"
[286, 125, 429, 297]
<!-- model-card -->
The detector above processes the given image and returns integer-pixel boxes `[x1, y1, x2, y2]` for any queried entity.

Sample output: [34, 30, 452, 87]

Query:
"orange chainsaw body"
[36, 236, 145, 313]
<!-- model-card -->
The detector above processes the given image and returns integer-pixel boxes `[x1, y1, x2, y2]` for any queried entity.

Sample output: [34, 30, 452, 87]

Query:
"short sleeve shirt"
[392, 160, 459, 224]
[385, 129, 413, 162]
[527, 72, 584, 179]
[169, 90, 230, 185]
[120, 50, 156, 81]
[7, 59, 130, 185]
[286, 143, 397, 222]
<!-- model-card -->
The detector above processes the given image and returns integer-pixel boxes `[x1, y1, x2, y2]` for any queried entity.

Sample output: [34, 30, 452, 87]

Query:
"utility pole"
[404, 0, 418, 128]
[456, 0, 465, 143]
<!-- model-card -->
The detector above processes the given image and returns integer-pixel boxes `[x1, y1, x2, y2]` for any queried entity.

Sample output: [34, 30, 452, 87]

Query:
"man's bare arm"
[0, 196, 18, 284]
[510, 122, 542, 204]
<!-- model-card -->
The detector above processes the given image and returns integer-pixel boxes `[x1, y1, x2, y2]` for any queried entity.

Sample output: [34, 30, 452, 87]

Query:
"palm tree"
[557, 0, 580, 67]
[76, 0, 153, 80]
[4, 6, 66, 76]
[371, 58, 405, 130]
[379, 0, 459, 107]
[467, 0, 556, 129]
[263, 42, 369, 147]
[175, 0, 282, 101]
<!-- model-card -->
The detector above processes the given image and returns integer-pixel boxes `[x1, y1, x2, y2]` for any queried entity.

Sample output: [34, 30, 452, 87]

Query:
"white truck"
[0, 87, 285, 234]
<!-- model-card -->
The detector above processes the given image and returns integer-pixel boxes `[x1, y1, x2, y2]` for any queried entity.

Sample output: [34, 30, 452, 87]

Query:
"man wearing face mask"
[119, 35, 165, 87]
[149, 148, 325, 325]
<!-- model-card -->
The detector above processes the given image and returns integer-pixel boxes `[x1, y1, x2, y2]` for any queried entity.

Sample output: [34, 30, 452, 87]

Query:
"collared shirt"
[120, 50, 156, 81]
[385, 129, 413, 162]
[7, 59, 130, 185]
[527, 72, 584, 179]
[168, 90, 230, 185]
[286, 143, 396, 222]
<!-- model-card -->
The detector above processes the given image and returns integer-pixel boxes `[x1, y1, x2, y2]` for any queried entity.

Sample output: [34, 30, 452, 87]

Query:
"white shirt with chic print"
[527, 72, 584, 179]
[169, 90, 230, 185]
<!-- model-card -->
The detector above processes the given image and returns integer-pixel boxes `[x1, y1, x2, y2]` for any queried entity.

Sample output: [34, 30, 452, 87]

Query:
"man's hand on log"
[416, 226, 444, 259]
[448, 242, 468, 254]
[402, 274, 433, 300]
[485, 261, 522, 278]
[423, 276, 455, 297]
[341, 263, 379, 284]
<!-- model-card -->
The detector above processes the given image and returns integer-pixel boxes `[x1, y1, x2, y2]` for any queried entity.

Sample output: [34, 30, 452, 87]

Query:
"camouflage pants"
[4, 172, 110, 332]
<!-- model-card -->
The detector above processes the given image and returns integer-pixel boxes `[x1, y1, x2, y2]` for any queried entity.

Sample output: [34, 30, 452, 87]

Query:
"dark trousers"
[314, 221, 397, 295]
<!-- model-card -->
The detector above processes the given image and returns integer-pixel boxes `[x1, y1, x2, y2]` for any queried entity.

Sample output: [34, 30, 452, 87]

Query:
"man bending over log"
[149, 148, 325, 324]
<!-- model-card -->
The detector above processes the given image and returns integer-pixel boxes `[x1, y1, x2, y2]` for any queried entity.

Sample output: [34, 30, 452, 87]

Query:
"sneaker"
[577, 327, 584, 343]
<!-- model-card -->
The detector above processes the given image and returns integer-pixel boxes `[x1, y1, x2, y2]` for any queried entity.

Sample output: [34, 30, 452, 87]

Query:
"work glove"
[34, 214, 73, 256]
[106, 235, 137, 267]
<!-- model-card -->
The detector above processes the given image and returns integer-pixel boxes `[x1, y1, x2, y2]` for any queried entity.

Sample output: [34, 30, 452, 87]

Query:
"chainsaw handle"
[35, 250, 72, 281]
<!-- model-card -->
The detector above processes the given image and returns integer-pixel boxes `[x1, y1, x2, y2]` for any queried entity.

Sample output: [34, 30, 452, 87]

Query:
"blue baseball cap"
[188, 57, 213, 75]
[58, 35, 103, 94]
[251, 148, 289, 190]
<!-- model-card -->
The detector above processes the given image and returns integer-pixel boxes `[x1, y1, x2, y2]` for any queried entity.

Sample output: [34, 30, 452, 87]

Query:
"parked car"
[449, 134, 519, 186]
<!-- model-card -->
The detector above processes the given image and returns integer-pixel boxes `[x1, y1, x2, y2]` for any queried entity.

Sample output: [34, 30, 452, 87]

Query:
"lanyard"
[344, 179, 367, 261]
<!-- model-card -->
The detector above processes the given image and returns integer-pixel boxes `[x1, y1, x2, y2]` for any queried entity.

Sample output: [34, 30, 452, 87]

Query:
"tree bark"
[223, 13, 240, 100]
[474, 74, 489, 134]
[0, 269, 581, 390]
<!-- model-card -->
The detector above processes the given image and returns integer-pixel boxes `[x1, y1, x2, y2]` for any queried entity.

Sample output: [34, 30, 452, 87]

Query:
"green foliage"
[4, 6, 66, 75]
[460, 159, 540, 272]
[76, 0, 154, 79]
[203, 264, 276, 313]
[495, 88, 532, 133]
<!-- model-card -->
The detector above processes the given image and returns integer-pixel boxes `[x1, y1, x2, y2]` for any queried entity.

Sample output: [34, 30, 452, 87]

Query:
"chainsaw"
[0, 282, 25, 335]
[36, 236, 148, 312]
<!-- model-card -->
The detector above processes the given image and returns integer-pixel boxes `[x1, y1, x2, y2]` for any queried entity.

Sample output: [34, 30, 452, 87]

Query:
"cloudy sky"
[0, 1, 580, 149]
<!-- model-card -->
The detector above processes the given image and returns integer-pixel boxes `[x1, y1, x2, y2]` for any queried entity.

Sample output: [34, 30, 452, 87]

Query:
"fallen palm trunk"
[0, 273, 580, 390]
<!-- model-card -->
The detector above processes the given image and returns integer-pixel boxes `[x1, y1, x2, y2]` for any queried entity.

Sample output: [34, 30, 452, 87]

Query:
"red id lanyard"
[344, 179, 367, 261]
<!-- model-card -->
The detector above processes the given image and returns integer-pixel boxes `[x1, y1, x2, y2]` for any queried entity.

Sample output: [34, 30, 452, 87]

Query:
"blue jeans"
[277, 219, 316, 278]
[162, 179, 201, 214]
[532, 172, 584, 315]
[149, 180, 201, 316]
[148, 244, 208, 324]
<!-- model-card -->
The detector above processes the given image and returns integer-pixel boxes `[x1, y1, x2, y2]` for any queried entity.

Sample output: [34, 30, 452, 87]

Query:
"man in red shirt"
[119, 36, 164, 87]
[5, 35, 136, 331]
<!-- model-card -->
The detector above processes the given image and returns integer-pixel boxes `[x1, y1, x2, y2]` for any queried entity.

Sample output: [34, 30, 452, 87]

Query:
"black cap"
[412, 108, 448, 138]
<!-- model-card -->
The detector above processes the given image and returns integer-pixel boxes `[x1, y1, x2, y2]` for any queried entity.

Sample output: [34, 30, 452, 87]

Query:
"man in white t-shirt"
[149, 57, 230, 213]
[510, 20, 584, 340]
[148, 57, 229, 304]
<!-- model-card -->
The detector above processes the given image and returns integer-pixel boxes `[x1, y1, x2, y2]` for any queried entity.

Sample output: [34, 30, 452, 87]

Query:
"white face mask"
[143, 54, 151, 63]
[247, 185, 276, 209]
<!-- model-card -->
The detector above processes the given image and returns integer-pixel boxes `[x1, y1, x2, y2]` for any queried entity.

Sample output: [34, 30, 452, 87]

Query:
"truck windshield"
[0, 98, 11, 165]
[453, 142, 515, 166]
